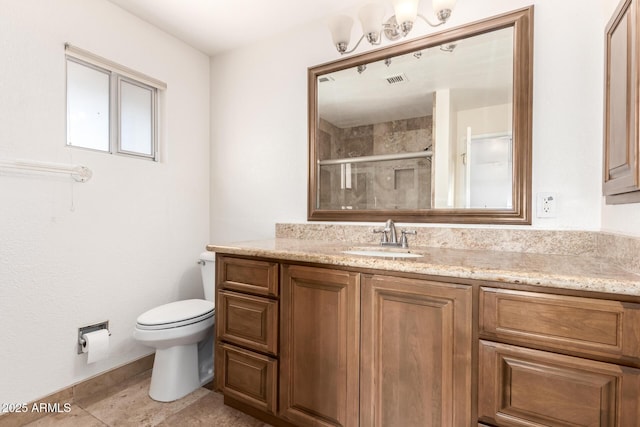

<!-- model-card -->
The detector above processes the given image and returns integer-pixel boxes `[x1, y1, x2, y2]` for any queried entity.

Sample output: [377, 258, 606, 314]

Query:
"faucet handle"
[400, 230, 417, 248]
[373, 228, 388, 243]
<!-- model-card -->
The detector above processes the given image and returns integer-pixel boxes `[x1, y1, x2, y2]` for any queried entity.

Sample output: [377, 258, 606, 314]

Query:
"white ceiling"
[318, 27, 514, 128]
[108, 0, 367, 56]
[107, 1, 514, 130]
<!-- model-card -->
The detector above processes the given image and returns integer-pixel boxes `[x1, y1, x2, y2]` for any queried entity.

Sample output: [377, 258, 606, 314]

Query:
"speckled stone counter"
[206, 238, 640, 297]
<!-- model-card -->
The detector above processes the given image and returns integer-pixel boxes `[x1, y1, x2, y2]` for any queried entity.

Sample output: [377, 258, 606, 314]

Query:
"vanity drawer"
[216, 343, 277, 414]
[217, 290, 278, 355]
[478, 340, 640, 426]
[217, 256, 279, 297]
[479, 287, 640, 364]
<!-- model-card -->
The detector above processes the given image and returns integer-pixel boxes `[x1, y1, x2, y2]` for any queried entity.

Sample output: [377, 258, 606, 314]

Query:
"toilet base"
[149, 344, 201, 402]
[198, 333, 214, 385]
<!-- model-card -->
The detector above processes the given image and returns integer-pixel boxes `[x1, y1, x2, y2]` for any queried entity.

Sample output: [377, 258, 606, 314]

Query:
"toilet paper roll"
[82, 329, 110, 364]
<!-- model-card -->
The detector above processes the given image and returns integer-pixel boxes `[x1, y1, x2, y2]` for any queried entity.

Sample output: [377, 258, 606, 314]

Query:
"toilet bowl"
[133, 252, 216, 402]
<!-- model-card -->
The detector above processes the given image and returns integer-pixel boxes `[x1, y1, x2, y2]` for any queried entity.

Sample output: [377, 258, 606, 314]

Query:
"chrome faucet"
[373, 219, 416, 248]
[384, 219, 398, 245]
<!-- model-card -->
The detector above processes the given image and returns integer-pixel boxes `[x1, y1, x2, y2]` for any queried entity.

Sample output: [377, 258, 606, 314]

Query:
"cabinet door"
[361, 274, 473, 427]
[279, 265, 360, 427]
[479, 340, 640, 426]
[604, 0, 640, 203]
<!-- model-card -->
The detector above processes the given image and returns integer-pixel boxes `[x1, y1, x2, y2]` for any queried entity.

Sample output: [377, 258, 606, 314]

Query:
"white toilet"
[133, 252, 216, 402]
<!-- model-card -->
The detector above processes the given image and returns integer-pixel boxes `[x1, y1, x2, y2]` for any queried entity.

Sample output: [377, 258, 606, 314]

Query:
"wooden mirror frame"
[308, 6, 533, 224]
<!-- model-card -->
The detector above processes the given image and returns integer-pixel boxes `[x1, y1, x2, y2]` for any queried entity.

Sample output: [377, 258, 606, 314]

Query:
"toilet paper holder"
[77, 321, 110, 354]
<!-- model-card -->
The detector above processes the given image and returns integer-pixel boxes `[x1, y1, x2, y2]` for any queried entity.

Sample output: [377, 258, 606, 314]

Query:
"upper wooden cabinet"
[604, 0, 640, 203]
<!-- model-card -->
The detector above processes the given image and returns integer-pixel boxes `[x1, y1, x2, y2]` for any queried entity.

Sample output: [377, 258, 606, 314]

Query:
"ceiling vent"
[318, 76, 335, 83]
[385, 73, 409, 85]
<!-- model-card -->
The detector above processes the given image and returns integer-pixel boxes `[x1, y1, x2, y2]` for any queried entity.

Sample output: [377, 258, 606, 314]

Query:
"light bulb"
[432, 0, 456, 21]
[391, 0, 419, 27]
[327, 15, 354, 53]
[358, 3, 385, 44]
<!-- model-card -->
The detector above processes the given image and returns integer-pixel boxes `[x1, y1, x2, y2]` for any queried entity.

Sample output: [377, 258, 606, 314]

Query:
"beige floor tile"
[73, 356, 154, 404]
[6, 372, 269, 426]
[82, 377, 209, 427]
[74, 371, 152, 409]
[23, 405, 106, 427]
[0, 389, 75, 427]
[158, 392, 269, 427]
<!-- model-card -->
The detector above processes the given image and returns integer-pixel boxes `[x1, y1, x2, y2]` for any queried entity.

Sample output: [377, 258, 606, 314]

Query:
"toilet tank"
[199, 252, 216, 303]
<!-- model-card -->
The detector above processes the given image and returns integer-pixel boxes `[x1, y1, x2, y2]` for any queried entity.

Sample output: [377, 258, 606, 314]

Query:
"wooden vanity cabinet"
[478, 287, 640, 426]
[279, 265, 360, 427]
[360, 274, 473, 426]
[216, 253, 640, 426]
[215, 255, 473, 427]
[479, 341, 640, 426]
[215, 255, 280, 414]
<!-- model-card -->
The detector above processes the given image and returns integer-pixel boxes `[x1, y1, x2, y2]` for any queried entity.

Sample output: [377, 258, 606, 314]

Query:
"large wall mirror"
[308, 7, 533, 224]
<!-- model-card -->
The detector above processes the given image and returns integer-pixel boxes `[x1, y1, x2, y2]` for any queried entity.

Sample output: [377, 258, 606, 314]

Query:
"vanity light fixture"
[439, 42, 457, 52]
[328, 0, 456, 55]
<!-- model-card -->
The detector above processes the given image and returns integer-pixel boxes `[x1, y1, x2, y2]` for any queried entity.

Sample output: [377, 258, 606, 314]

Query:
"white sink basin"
[342, 249, 423, 259]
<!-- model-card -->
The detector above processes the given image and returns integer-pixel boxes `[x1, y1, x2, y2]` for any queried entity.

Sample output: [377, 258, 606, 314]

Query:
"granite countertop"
[206, 238, 640, 297]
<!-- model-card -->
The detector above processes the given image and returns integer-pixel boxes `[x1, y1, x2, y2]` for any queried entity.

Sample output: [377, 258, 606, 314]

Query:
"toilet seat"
[136, 299, 215, 330]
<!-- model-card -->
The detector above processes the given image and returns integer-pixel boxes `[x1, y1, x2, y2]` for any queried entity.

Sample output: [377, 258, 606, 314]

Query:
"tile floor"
[20, 371, 270, 427]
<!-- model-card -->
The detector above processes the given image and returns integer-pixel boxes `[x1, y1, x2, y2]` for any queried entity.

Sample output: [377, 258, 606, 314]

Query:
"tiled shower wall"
[317, 116, 433, 210]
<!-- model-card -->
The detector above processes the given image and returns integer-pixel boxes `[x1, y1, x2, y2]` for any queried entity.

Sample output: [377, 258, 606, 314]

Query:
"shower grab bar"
[0, 159, 92, 182]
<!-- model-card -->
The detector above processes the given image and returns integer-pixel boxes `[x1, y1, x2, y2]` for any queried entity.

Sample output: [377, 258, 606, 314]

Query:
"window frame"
[116, 75, 157, 160]
[65, 44, 165, 161]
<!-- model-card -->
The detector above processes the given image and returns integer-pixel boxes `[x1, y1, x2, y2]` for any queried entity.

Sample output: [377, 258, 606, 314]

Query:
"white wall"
[0, 0, 633, 408]
[0, 0, 210, 403]
[210, 0, 610, 242]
